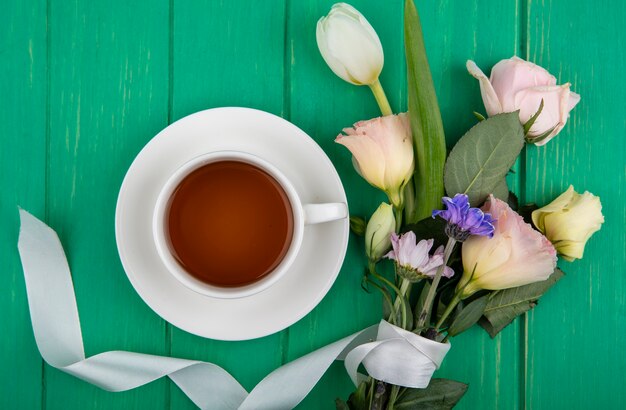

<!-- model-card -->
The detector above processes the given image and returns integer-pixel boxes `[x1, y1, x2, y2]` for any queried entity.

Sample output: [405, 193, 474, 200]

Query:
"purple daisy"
[432, 194, 495, 241]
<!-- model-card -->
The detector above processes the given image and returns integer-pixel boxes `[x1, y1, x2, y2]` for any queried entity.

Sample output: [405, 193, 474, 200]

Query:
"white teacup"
[153, 150, 347, 299]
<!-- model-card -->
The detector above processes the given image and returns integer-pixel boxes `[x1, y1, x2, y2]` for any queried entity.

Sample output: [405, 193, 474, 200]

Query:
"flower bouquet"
[317, 2, 604, 408]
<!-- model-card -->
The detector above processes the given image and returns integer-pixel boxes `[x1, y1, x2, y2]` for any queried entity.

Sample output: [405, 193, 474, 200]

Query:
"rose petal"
[467, 60, 503, 116]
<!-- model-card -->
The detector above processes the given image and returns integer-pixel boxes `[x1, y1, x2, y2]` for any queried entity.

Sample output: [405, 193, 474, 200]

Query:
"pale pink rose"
[457, 195, 557, 298]
[467, 57, 580, 145]
[336, 113, 414, 207]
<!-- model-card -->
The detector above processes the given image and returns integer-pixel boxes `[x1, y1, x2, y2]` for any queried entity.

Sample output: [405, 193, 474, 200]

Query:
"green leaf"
[492, 178, 509, 202]
[335, 399, 350, 410]
[480, 268, 565, 338]
[447, 295, 489, 337]
[395, 378, 468, 409]
[523, 99, 544, 135]
[473, 111, 486, 122]
[444, 112, 525, 206]
[347, 380, 370, 410]
[350, 216, 366, 237]
[403, 217, 448, 249]
[404, 0, 446, 223]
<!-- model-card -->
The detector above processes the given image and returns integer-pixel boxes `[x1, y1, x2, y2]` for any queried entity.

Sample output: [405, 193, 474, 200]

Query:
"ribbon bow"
[18, 210, 450, 409]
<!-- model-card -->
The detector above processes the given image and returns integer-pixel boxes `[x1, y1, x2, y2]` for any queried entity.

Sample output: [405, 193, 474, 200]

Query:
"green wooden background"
[1, 0, 624, 408]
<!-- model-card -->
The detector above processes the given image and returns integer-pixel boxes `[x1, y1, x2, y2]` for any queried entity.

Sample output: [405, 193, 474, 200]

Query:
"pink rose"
[336, 113, 414, 207]
[457, 195, 557, 298]
[467, 57, 580, 145]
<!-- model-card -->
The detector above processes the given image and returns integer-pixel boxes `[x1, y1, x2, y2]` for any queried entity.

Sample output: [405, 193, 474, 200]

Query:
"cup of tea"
[152, 150, 347, 299]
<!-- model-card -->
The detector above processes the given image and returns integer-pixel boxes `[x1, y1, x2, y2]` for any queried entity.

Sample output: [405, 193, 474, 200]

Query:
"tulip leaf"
[447, 295, 489, 337]
[444, 112, 525, 206]
[479, 268, 565, 338]
[395, 378, 468, 409]
[404, 0, 447, 223]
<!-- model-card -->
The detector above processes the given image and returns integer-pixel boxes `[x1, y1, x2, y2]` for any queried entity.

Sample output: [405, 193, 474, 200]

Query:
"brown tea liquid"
[166, 160, 294, 287]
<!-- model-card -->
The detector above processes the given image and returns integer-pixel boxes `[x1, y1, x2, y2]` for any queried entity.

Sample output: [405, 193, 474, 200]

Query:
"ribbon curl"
[17, 210, 450, 409]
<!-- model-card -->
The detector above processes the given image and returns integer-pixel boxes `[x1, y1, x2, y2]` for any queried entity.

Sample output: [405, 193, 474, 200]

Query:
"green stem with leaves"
[369, 261, 408, 329]
[387, 384, 400, 409]
[435, 293, 461, 331]
[416, 237, 457, 329]
[369, 79, 393, 116]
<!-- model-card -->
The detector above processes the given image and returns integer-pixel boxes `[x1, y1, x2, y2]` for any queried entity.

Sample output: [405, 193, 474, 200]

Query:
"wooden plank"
[0, 1, 46, 408]
[169, 1, 286, 408]
[286, 0, 403, 407]
[414, 1, 523, 409]
[524, 1, 626, 408]
[44, 0, 171, 408]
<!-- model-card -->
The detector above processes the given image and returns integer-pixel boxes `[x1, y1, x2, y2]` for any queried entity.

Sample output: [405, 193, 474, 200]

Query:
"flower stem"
[392, 278, 411, 329]
[393, 205, 403, 232]
[387, 384, 400, 409]
[435, 293, 461, 331]
[416, 237, 457, 329]
[369, 79, 393, 116]
[369, 262, 408, 328]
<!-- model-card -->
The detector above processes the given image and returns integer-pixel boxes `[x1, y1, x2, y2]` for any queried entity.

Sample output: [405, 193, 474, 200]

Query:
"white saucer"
[115, 107, 349, 340]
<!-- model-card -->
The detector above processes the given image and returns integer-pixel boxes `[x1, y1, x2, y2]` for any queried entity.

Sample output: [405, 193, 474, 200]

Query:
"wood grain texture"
[286, 1, 403, 407]
[524, 0, 626, 408]
[169, 1, 287, 408]
[2, 0, 625, 408]
[0, 1, 46, 409]
[44, 0, 171, 408]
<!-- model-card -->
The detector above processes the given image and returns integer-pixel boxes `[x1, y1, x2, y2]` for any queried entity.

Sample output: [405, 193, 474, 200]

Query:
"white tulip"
[316, 3, 384, 86]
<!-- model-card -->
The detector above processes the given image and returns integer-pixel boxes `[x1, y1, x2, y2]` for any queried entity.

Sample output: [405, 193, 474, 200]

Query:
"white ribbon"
[17, 209, 450, 409]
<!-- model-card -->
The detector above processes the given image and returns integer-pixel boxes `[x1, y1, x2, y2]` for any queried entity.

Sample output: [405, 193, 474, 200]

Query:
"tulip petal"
[316, 20, 354, 84]
[321, 9, 383, 85]
[467, 60, 503, 116]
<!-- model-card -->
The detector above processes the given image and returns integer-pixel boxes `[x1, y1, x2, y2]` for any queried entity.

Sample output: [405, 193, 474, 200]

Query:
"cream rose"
[532, 186, 604, 261]
[336, 113, 414, 207]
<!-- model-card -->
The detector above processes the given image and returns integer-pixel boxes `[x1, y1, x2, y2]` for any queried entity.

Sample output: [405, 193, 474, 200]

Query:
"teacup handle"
[303, 203, 348, 225]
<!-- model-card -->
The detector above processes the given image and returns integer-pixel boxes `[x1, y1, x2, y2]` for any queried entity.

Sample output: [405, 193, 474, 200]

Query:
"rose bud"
[316, 3, 384, 86]
[365, 203, 396, 261]
[457, 196, 557, 298]
[466, 57, 580, 145]
[532, 186, 604, 261]
[336, 113, 414, 208]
